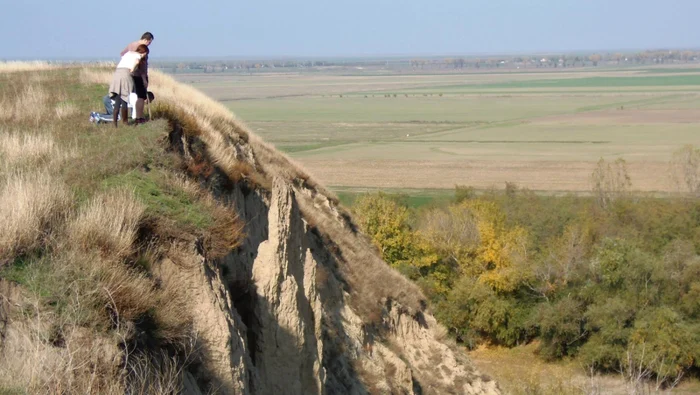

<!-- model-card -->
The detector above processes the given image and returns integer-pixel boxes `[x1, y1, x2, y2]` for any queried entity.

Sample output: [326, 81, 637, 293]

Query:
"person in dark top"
[120, 32, 154, 124]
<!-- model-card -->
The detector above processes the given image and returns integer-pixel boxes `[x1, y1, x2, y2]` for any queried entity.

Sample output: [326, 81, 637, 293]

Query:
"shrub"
[627, 307, 700, 382]
[534, 296, 587, 359]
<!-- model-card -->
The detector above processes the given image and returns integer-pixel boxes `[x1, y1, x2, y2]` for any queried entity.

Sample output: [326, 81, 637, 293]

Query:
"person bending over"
[120, 32, 154, 123]
[108, 44, 148, 128]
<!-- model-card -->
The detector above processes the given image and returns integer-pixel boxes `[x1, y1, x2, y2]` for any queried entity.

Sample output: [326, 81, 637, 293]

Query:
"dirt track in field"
[300, 159, 675, 192]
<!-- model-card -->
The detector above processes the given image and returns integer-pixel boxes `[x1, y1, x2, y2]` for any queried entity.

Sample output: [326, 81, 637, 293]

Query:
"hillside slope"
[0, 65, 499, 394]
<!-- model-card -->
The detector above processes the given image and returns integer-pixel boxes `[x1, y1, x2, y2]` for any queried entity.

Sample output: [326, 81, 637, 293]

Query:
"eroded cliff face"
[159, 127, 500, 394]
[0, 68, 498, 395]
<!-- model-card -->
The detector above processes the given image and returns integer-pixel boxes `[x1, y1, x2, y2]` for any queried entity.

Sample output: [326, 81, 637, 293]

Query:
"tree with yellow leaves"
[352, 193, 439, 272]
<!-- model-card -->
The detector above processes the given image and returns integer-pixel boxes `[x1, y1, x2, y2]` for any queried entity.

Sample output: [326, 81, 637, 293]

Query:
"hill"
[0, 64, 499, 394]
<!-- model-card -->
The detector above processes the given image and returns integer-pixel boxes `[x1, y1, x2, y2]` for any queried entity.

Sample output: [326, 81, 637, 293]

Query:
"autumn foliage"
[351, 185, 700, 387]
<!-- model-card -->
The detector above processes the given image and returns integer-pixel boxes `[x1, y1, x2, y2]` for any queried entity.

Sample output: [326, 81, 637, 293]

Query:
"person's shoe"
[89, 112, 96, 123]
[134, 118, 147, 125]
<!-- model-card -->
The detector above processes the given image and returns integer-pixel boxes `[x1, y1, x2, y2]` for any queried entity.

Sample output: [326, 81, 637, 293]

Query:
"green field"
[177, 67, 700, 194]
[389, 74, 700, 92]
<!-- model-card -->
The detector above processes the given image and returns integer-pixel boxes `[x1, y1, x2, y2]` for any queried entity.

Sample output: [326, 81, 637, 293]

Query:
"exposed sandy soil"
[300, 159, 675, 192]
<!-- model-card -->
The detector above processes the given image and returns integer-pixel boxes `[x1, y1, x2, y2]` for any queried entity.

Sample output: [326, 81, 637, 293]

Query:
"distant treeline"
[153, 49, 700, 73]
[351, 148, 700, 390]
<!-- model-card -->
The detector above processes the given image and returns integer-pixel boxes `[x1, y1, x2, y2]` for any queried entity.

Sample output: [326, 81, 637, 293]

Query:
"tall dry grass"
[79, 66, 113, 86]
[0, 84, 50, 125]
[67, 190, 145, 259]
[55, 102, 79, 119]
[150, 69, 335, 197]
[124, 352, 189, 395]
[0, 61, 54, 74]
[0, 67, 209, 393]
[0, 274, 123, 394]
[0, 171, 72, 262]
[0, 132, 74, 172]
[100, 261, 158, 323]
[149, 71, 241, 123]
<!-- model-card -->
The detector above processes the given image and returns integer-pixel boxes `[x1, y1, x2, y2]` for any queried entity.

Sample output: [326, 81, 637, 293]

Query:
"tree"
[626, 307, 700, 389]
[352, 193, 439, 272]
[589, 54, 602, 66]
[669, 145, 700, 195]
[527, 224, 591, 299]
[590, 158, 632, 210]
[418, 204, 481, 269]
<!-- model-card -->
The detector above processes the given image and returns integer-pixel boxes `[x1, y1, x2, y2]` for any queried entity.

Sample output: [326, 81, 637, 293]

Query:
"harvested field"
[299, 159, 673, 192]
[179, 66, 700, 194]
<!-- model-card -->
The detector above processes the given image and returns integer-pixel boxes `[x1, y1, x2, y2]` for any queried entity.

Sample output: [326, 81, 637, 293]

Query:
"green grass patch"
[64, 119, 173, 198]
[0, 387, 27, 395]
[102, 170, 214, 229]
[0, 256, 52, 299]
[410, 75, 700, 91]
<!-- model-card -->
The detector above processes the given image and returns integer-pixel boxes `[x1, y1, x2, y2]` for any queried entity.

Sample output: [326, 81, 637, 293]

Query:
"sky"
[1, 0, 698, 60]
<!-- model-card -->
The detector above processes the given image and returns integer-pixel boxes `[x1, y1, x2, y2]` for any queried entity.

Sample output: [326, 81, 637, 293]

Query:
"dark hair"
[141, 32, 154, 41]
[147, 92, 155, 102]
[135, 44, 149, 55]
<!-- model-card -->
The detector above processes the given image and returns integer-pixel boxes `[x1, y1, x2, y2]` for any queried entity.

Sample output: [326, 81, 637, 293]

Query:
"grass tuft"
[0, 172, 72, 263]
[67, 189, 145, 259]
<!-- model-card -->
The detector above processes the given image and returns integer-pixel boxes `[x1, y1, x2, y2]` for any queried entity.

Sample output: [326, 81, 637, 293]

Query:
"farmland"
[175, 66, 700, 195]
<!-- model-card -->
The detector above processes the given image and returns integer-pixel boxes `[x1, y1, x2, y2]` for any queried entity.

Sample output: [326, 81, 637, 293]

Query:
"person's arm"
[120, 46, 129, 57]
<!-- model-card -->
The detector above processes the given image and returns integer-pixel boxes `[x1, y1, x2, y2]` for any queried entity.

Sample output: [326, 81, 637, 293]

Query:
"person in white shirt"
[108, 44, 148, 128]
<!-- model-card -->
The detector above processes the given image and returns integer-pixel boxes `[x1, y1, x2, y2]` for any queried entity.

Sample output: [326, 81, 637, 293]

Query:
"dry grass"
[55, 102, 78, 119]
[0, 67, 210, 393]
[0, 85, 50, 125]
[98, 262, 156, 325]
[0, 132, 74, 172]
[0, 171, 72, 263]
[0, 61, 54, 74]
[124, 351, 189, 395]
[150, 273, 193, 344]
[157, 173, 245, 258]
[0, 262, 187, 395]
[150, 71, 241, 123]
[79, 66, 113, 86]
[150, 69, 336, 199]
[67, 189, 145, 259]
[0, 280, 123, 394]
[469, 343, 626, 395]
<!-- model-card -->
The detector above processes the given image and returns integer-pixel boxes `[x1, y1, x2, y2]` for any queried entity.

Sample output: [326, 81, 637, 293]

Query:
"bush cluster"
[352, 185, 700, 386]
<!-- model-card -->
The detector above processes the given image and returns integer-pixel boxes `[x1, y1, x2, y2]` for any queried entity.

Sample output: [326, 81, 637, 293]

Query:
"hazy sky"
[1, 0, 698, 60]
